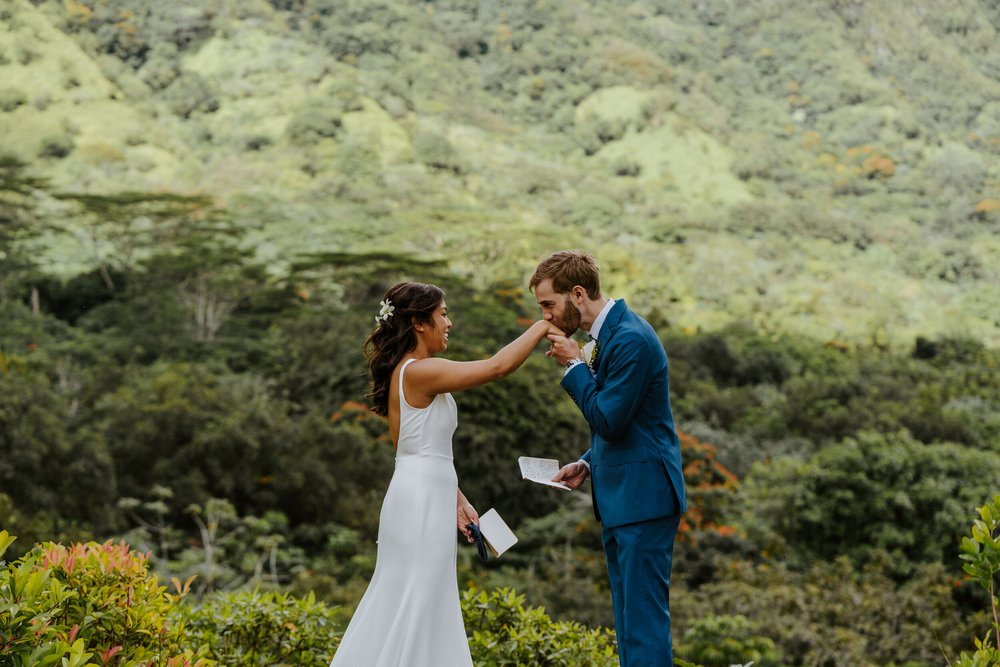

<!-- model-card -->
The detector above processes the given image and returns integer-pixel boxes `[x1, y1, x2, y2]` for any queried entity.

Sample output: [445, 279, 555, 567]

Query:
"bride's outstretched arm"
[456, 488, 478, 543]
[407, 320, 563, 397]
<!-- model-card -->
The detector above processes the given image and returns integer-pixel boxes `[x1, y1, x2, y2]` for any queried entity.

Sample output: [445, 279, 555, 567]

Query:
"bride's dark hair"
[364, 282, 446, 416]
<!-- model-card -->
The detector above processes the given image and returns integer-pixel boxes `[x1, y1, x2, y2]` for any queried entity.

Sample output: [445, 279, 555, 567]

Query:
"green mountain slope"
[2, 0, 998, 346]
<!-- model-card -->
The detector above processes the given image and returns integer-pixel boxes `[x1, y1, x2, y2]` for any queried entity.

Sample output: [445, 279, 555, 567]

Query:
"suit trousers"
[602, 513, 681, 667]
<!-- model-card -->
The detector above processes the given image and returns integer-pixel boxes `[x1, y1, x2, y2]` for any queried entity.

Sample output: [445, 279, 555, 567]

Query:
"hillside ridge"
[2, 0, 997, 346]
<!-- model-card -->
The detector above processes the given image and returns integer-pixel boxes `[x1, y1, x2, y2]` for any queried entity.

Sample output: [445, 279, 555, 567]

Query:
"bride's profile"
[329, 281, 562, 666]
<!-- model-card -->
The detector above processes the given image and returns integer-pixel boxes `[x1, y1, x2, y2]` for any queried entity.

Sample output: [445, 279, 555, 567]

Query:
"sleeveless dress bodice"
[395, 358, 458, 461]
[330, 358, 473, 667]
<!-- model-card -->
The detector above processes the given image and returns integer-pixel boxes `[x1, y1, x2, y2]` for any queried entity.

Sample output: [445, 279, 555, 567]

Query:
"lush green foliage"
[0, 531, 208, 667]
[462, 587, 618, 666]
[1, 0, 998, 346]
[674, 554, 970, 666]
[744, 430, 1000, 573]
[956, 495, 1000, 666]
[1, 531, 619, 666]
[675, 614, 781, 667]
[0, 530, 83, 667]
[2, 0, 1000, 663]
[4, 525, 986, 666]
[176, 589, 341, 666]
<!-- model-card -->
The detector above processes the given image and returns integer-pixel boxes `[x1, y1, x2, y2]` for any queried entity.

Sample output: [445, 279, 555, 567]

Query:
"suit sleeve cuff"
[579, 459, 590, 471]
[563, 358, 586, 377]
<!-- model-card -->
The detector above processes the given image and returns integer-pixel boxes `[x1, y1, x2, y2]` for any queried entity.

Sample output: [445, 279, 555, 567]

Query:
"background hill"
[2, 0, 998, 346]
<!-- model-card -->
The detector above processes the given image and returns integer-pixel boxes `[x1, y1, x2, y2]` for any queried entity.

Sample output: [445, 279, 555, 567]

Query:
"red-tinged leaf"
[100, 646, 123, 665]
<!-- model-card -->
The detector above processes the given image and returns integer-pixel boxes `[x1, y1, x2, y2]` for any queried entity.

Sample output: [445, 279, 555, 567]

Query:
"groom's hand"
[552, 461, 590, 490]
[546, 333, 582, 366]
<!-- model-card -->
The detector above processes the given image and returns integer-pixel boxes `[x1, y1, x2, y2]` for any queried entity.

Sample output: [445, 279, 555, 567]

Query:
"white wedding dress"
[330, 358, 474, 667]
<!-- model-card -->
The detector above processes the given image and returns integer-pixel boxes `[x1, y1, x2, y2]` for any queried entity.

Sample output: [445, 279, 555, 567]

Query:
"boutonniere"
[581, 339, 598, 369]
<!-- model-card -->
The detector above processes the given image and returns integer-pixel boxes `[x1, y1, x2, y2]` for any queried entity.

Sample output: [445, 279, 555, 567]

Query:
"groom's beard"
[553, 296, 582, 336]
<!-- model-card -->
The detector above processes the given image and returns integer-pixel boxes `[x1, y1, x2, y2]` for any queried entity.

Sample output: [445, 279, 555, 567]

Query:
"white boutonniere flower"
[581, 339, 597, 368]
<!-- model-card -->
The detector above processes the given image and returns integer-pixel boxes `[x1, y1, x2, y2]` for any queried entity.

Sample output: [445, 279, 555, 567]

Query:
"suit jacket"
[562, 300, 687, 528]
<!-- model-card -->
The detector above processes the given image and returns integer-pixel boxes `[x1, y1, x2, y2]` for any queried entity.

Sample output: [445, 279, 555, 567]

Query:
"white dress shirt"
[565, 297, 615, 376]
[567, 298, 614, 472]
[588, 297, 616, 343]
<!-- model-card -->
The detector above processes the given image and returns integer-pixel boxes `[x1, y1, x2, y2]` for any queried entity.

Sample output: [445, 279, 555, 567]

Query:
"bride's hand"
[543, 321, 565, 338]
[457, 491, 479, 543]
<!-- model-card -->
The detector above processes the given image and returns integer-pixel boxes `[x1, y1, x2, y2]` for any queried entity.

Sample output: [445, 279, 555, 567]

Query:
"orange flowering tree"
[678, 431, 740, 542]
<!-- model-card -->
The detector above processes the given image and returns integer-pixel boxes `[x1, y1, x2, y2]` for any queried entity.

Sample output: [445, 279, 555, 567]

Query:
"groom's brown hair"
[530, 250, 601, 299]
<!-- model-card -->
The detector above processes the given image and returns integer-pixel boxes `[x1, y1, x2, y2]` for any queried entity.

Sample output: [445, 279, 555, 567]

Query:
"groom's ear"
[571, 285, 587, 302]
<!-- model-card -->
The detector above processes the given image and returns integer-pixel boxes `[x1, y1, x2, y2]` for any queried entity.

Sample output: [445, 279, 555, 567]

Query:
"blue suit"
[562, 300, 686, 667]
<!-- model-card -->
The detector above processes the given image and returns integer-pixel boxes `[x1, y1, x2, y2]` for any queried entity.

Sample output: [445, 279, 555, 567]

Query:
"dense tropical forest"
[1, 0, 999, 665]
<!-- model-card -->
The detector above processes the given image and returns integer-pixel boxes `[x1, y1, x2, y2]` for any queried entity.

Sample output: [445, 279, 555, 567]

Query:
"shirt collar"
[588, 298, 615, 341]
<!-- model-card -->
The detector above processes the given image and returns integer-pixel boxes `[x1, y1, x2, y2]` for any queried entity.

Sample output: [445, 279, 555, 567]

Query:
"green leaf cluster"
[461, 587, 618, 666]
[0, 531, 208, 667]
[675, 614, 781, 667]
[175, 589, 341, 666]
[957, 495, 1000, 665]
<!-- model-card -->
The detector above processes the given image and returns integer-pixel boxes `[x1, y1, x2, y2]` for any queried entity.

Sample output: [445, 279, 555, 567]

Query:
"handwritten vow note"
[517, 457, 572, 491]
[479, 508, 517, 558]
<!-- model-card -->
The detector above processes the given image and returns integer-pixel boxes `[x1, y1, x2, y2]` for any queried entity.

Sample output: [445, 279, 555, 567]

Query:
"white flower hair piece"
[375, 299, 395, 324]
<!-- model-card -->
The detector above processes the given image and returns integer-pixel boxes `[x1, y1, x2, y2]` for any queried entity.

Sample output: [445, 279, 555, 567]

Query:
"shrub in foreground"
[0, 531, 207, 666]
[175, 589, 341, 666]
[956, 495, 1000, 666]
[674, 614, 781, 667]
[461, 587, 618, 666]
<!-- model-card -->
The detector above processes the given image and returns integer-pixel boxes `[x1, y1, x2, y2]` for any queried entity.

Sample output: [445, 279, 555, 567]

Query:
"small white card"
[518, 456, 571, 490]
[479, 508, 517, 558]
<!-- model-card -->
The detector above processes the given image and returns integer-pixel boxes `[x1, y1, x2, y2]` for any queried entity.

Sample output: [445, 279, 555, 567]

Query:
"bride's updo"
[364, 282, 446, 416]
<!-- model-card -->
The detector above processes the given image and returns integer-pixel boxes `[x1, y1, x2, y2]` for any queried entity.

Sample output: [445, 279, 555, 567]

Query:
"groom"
[531, 250, 687, 667]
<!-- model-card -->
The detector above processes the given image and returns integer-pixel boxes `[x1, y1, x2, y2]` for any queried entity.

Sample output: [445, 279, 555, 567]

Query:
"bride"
[330, 282, 562, 666]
